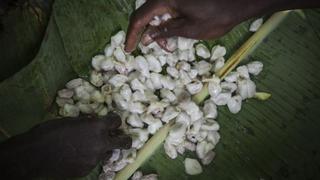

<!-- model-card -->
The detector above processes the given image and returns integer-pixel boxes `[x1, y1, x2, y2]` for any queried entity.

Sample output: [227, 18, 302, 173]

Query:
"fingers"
[125, 0, 170, 52]
[101, 151, 112, 163]
[142, 19, 226, 49]
[139, 18, 199, 50]
[99, 112, 122, 130]
[141, 26, 156, 45]
[140, 27, 172, 52]
[101, 129, 132, 152]
[109, 133, 132, 150]
[147, 18, 192, 40]
[156, 38, 170, 52]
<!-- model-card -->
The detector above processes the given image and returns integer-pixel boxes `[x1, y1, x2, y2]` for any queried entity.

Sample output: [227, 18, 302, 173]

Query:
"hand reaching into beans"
[125, 0, 320, 53]
[0, 113, 131, 179]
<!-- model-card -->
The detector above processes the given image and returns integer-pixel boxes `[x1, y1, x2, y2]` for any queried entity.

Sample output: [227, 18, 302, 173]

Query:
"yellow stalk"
[115, 11, 291, 179]
[254, 92, 272, 100]
[193, 10, 291, 104]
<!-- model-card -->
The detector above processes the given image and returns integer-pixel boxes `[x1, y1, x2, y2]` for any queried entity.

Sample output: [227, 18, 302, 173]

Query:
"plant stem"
[115, 121, 174, 180]
[193, 11, 291, 104]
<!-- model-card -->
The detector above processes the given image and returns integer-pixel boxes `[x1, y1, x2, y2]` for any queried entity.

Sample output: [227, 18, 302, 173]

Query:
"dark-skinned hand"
[125, 0, 320, 52]
[0, 113, 131, 179]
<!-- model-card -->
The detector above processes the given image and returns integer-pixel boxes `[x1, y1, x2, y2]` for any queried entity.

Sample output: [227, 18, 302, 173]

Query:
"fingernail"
[124, 46, 132, 53]
[157, 39, 167, 49]
[141, 34, 153, 46]
[149, 31, 158, 39]
[157, 39, 173, 53]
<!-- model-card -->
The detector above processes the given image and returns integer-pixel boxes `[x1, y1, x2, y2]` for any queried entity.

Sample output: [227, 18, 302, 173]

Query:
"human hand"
[0, 113, 131, 178]
[125, 0, 295, 52]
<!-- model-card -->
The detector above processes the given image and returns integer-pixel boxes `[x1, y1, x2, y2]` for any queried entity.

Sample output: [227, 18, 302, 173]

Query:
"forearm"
[233, 0, 320, 23]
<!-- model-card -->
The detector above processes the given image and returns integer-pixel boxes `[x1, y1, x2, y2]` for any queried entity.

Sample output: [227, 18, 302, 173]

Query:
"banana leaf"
[0, 16, 76, 139]
[53, 0, 134, 77]
[0, 0, 320, 179]
[0, 0, 53, 81]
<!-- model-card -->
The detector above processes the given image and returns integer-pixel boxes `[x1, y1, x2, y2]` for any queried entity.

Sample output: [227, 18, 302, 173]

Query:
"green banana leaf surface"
[0, 0, 320, 179]
[0, 0, 53, 81]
